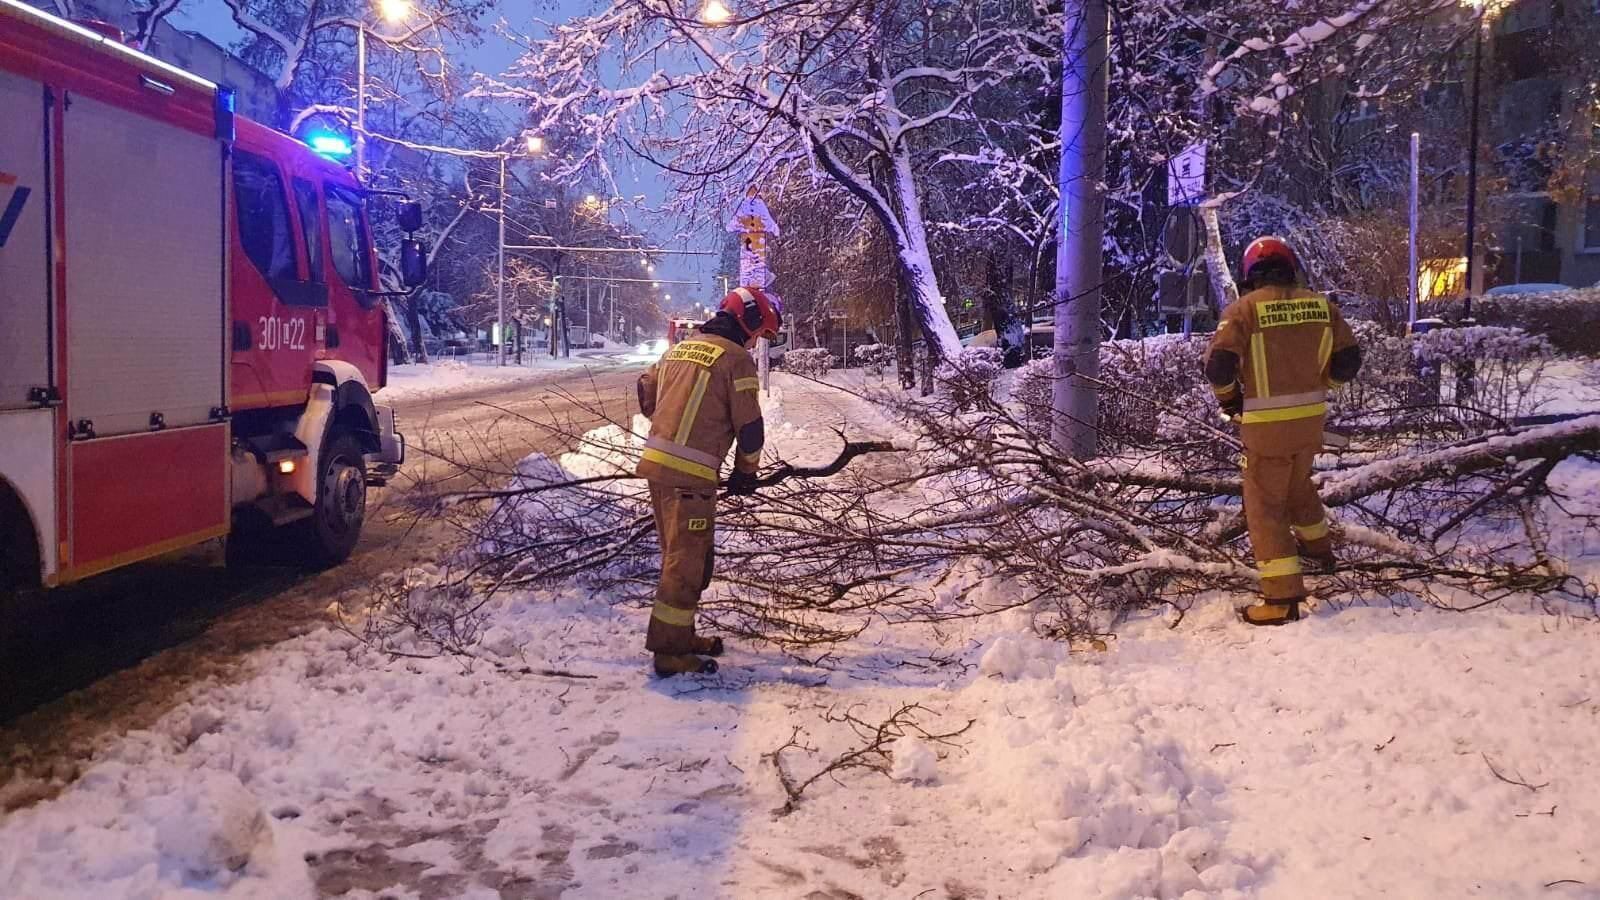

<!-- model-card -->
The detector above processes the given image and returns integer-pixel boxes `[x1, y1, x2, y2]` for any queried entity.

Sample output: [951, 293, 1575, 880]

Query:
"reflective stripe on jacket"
[635, 334, 763, 486]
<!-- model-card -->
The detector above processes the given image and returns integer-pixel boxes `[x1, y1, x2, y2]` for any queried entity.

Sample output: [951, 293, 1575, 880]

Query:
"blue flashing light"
[307, 131, 353, 159]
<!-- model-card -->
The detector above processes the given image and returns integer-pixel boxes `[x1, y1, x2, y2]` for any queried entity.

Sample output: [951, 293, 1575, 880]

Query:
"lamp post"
[495, 132, 546, 366]
[355, 0, 411, 181]
[1463, 0, 1487, 317]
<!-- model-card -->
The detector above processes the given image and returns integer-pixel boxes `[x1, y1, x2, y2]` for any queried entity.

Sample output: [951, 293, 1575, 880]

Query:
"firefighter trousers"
[645, 480, 717, 655]
[1242, 442, 1333, 602]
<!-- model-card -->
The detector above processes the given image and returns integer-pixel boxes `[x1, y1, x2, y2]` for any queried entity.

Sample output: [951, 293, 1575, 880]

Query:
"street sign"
[1167, 143, 1207, 207]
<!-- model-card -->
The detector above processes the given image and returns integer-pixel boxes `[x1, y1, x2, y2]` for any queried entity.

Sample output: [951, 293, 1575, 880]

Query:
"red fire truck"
[0, 0, 422, 600]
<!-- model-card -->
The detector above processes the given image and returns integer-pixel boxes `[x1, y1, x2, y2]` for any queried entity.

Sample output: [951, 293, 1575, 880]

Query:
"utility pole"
[1050, 0, 1110, 460]
[1409, 132, 1421, 329]
[496, 154, 507, 366]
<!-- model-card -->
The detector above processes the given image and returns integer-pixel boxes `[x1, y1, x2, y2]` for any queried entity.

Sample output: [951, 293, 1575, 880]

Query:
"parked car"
[1484, 283, 1570, 297]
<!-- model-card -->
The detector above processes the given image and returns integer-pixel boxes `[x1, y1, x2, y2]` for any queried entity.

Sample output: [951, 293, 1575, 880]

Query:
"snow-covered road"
[0, 364, 644, 799]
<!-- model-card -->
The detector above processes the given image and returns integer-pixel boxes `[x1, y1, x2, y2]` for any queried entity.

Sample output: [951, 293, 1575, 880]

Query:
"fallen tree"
[360, 374, 1600, 659]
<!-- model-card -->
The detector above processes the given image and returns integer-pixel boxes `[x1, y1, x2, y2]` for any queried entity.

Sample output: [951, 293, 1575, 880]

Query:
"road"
[0, 361, 642, 800]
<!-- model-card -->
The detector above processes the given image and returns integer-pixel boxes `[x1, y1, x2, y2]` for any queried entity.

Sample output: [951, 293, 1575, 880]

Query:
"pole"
[1409, 131, 1421, 328]
[584, 266, 592, 348]
[496, 154, 507, 366]
[1051, 0, 1109, 460]
[1463, 11, 1484, 316]
[355, 26, 367, 181]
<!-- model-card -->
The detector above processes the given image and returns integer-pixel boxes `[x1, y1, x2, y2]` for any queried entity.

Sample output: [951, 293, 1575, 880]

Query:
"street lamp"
[700, 0, 733, 25]
[495, 133, 546, 366]
[1462, 0, 1488, 316]
[356, 0, 411, 180]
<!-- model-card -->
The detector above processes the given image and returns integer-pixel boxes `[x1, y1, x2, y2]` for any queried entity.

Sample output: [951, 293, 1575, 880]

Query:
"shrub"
[1411, 325, 1553, 423]
[1012, 359, 1056, 436]
[1097, 335, 1214, 448]
[853, 343, 894, 376]
[1476, 287, 1600, 355]
[782, 348, 834, 378]
[935, 347, 1005, 411]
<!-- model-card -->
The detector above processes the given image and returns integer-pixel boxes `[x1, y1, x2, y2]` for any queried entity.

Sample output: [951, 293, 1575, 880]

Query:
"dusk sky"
[171, 0, 723, 313]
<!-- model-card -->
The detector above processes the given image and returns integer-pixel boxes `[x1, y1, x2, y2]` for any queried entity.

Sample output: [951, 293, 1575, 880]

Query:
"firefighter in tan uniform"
[635, 287, 783, 676]
[1206, 237, 1363, 626]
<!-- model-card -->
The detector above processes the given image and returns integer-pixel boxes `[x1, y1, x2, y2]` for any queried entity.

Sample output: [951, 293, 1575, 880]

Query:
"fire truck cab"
[0, 0, 419, 598]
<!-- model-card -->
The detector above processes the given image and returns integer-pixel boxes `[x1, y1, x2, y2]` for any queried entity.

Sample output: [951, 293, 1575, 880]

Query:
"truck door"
[0, 69, 59, 584]
[59, 92, 229, 579]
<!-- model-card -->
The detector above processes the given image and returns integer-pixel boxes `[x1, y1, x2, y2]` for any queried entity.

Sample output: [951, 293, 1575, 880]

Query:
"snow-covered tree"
[482, 0, 1056, 361]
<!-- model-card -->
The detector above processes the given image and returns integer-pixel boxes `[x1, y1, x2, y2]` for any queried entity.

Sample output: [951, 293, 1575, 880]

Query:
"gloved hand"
[1220, 389, 1243, 419]
[726, 469, 759, 496]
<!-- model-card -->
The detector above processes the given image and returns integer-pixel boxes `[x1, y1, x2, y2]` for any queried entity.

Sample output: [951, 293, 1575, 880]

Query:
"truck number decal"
[257, 316, 308, 351]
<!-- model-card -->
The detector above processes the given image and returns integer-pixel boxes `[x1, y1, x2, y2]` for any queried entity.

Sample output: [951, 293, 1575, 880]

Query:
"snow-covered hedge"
[1012, 359, 1056, 436]
[936, 347, 1004, 411]
[782, 348, 834, 378]
[1477, 287, 1600, 356]
[1098, 335, 1214, 447]
[1336, 320, 1554, 426]
[853, 343, 894, 376]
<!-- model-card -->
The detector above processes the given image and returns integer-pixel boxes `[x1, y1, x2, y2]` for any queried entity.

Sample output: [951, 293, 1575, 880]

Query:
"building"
[1483, 0, 1600, 288]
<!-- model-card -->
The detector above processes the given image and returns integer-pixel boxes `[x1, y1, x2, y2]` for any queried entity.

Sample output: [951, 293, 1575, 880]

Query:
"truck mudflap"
[366, 404, 404, 485]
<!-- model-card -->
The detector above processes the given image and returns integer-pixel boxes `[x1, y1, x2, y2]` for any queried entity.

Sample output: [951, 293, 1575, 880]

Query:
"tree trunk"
[405, 296, 430, 364]
[888, 150, 963, 361]
[895, 277, 917, 389]
[383, 301, 413, 365]
[1200, 203, 1240, 309]
[1050, 0, 1110, 460]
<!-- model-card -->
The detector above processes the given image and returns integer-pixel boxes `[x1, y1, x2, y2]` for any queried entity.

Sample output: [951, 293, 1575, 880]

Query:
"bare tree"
[480, 0, 1059, 361]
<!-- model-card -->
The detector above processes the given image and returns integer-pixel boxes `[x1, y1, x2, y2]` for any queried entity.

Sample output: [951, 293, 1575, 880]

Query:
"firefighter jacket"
[1206, 286, 1361, 453]
[636, 326, 765, 487]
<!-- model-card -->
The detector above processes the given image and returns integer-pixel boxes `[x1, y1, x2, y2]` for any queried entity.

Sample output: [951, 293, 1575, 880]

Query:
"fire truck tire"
[298, 429, 367, 568]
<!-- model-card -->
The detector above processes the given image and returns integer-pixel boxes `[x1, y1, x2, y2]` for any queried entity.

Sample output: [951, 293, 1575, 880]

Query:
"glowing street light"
[663, 293, 672, 301]
[700, 0, 732, 25]
[356, 0, 411, 179]
[585, 193, 599, 206]
[525, 134, 545, 155]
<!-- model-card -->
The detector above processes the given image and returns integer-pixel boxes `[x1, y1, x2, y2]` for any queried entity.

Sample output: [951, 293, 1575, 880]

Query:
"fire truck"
[666, 317, 700, 346]
[0, 0, 422, 601]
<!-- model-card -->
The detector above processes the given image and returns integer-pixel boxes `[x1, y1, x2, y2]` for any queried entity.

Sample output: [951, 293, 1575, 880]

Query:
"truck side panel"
[65, 426, 228, 580]
[0, 69, 50, 409]
[0, 65, 59, 584]
[62, 92, 225, 436]
[58, 88, 229, 579]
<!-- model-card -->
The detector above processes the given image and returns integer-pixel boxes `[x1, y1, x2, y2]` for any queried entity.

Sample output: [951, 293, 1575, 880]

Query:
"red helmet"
[1240, 236, 1302, 286]
[719, 286, 784, 341]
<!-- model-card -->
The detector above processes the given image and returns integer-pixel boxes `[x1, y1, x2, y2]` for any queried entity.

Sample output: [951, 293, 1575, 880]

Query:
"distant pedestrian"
[1204, 237, 1363, 626]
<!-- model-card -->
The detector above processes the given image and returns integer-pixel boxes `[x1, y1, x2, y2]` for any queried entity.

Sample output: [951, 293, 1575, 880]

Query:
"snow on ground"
[3, 374, 1600, 899]
[1534, 358, 1600, 416]
[380, 355, 605, 402]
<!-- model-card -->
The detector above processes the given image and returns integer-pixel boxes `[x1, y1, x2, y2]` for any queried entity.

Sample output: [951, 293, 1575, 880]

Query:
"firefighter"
[1205, 237, 1362, 626]
[635, 287, 783, 676]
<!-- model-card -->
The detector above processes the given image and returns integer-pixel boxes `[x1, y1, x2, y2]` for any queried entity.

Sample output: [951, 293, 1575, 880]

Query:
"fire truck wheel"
[299, 430, 367, 568]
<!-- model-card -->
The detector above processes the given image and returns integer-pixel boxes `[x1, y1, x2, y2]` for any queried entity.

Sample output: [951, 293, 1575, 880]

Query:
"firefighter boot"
[653, 653, 719, 677]
[1239, 596, 1304, 627]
